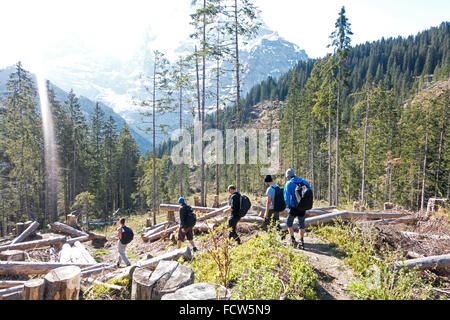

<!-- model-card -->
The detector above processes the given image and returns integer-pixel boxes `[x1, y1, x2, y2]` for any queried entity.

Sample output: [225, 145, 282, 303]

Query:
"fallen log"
[160, 204, 219, 213]
[197, 206, 229, 222]
[66, 235, 90, 245]
[358, 217, 416, 225]
[0, 250, 25, 261]
[0, 285, 24, 297]
[251, 205, 331, 217]
[49, 222, 89, 238]
[143, 207, 230, 242]
[87, 231, 107, 241]
[142, 225, 178, 242]
[23, 278, 45, 300]
[240, 216, 265, 225]
[0, 261, 95, 275]
[0, 280, 26, 289]
[10, 221, 39, 245]
[81, 265, 117, 278]
[401, 231, 450, 241]
[44, 265, 81, 300]
[141, 224, 169, 241]
[0, 236, 67, 252]
[86, 278, 124, 291]
[391, 254, 450, 271]
[145, 222, 169, 232]
[130, 247, 192, 277]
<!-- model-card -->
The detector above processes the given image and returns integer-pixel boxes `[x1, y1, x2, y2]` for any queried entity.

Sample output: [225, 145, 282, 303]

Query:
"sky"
[0, 0, 449, 73]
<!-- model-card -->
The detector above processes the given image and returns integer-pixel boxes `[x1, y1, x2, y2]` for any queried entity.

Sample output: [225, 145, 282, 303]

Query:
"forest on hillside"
[0, 2, 449, 236]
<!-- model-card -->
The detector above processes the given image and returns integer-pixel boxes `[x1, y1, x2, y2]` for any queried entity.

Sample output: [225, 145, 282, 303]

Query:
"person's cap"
[286, 168, 295, 179]
[264, 175, 273, 183]
[178, 197, 185, 204]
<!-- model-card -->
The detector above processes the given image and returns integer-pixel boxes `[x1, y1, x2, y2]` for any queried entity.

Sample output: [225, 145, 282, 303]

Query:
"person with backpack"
[283, 168, 313, 249]
[177, 197, 198, 252]
[263, 175, 285, 231]
[116, 218, 133, 267]
[227, 185, 251, 245]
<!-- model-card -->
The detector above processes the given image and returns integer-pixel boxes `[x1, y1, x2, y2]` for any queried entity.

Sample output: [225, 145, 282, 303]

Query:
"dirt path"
[287, 234, 354, 300]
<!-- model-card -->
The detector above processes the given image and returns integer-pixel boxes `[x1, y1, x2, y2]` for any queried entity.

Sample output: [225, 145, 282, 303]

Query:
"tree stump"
[131, 267, 154, 300]
[213, 195, 219, 208]
[23, 279, 45, 300]
[44, 266, 81, 300]
[146, 218, 152, 228]
[15, 223, 25, 237]
[66, 215, 78, 228]
[167, 211, 175, 224]
[0, 250, 25, 261]
[384, 202, 394, 210]
[194, 196, 200, 207]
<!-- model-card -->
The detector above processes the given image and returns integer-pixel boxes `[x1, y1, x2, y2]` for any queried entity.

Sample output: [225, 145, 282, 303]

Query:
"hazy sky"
[0, 0, 449, 72]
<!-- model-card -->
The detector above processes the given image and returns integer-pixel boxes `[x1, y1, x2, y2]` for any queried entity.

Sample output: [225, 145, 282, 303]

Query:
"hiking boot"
[291, 237, 298, 248]
[193, 247, 198, 252]
[297, 239, 305, 250]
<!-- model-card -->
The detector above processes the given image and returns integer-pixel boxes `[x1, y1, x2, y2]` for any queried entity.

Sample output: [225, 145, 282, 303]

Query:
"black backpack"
[294, 181, 313, 211]
[272, 185, 286, 212]
[184, 205, 197, 227]
[239, 195, 252, 217]
[120, 226, 134, 245]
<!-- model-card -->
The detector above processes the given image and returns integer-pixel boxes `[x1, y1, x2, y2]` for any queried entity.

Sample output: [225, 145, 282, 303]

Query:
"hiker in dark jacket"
[116, 218, 131, 267]
[284, 168, 311, 249]
[227, 185, 242, 245]
[263, 175, 282, 231]
[177, 197, 198, 252]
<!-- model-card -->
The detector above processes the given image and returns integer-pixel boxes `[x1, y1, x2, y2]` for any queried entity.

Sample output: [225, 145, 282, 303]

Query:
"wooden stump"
[384, 202, 394, 210]
[44, 266, 81, 300]
[146, 218, 152, 228]
[131, 267, 154, 300]
[66, 215, 78, 228]
[167, 211, 176, 224]
[23, 279, 45, 300]
[213, 195, 219, 208]
[15, 223, 25, 237]
[0, 250, 25, 261]
[194, 196, 200, 207]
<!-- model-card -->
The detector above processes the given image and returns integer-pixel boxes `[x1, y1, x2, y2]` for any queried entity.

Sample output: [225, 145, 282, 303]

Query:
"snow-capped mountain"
[42, 24, 308, 150]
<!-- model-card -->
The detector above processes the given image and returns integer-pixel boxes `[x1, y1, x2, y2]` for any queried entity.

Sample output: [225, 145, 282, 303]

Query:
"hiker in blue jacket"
[284, 168, 312, 249]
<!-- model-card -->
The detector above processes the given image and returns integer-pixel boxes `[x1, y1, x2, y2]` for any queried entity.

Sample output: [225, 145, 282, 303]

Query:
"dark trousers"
[263, 209, 281, 231]
[228, 214, 241, 244]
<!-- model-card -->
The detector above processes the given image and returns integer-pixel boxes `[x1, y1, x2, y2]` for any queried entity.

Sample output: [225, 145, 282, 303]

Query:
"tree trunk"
[23, 278, 45, 300]
[234, 0, 241, 192]
[44, 265, 81, 300]
[361, 87, 370, 205]
[66, 214, 78, 228]
[49, 221, 88, 238]
[0, 236, 67, 253]
[0, 261, 92, 276]
[335, 69, 340, 207]
[328, 92, 332, 206]
[421, 131, 429, 210]
[391, 254, 450, 271]
[152, 60, 157, 226]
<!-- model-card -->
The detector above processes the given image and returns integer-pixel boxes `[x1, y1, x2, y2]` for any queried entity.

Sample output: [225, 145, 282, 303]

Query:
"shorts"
[178, 226, 194, 242]
[286, 208, 306, 229]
